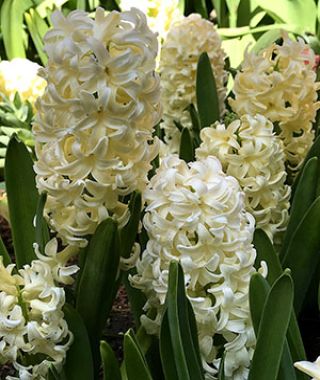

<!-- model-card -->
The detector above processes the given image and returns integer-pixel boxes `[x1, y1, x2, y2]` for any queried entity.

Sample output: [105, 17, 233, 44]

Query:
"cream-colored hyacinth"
[159, 14, 226, 154]
[0, 58, 46, 107]
[33, 7, 161, 247]
[295, 356, 320, 379]
[0, 257, 72, 380]
[196, 114, 291, 241]
[229, 33, 320, 171]
[131, 155, 259, 379]
[119, 0, 182, 41]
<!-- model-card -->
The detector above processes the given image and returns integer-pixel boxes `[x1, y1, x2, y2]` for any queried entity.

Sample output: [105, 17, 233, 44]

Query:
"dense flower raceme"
[0, 58, 46, 108]
[295, 356, 320, 379]
[159, 14, 226, 154]
[229, 33, 320, 171]
[196, 114, 291, 241]
[33, 7, 161, 247]
[0, 257, 72, 380]
[119, 0, 182, 42]
[131, 155, 262, 380]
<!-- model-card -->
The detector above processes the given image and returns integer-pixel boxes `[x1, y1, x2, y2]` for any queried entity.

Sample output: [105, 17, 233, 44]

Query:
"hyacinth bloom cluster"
[119, 0, 182, 42]
[0, 59, 46, 108]
[131, 155, 259, 379]
[159, 14, 226, 154]
[33, 7, 161, 247]
[196, 114, 290, 241]
[0, 257, 72, 379]
[295, 356, 320, 379]
[229, 34, 320, 171]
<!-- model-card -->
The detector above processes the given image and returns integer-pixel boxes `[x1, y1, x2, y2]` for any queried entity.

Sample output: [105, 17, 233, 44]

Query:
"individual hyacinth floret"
[159, 13, 226, 154]
[196, 114, 291, 242]
[229, 33, 320, 171]
[0, 58, 46, 108]
[130, 155, 261, 380]
[295, 356, 320, 379]
[0, 257, 72, 380]
[33, 7, 161, 247]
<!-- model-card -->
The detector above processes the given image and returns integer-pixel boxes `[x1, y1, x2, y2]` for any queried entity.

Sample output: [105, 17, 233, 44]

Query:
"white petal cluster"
[159, 14, 226, 154]
[0, 58, 46, 107]
[0, 257, 72, 379]
[196, 114, 291, 241]
[118, 0, 182, 42]
[33, 7, 161, 247]
[229, 33, 320, 171]
[295, 356, 320, 380]
[130, 155, 258, 379]
[34, 238, 79, 285]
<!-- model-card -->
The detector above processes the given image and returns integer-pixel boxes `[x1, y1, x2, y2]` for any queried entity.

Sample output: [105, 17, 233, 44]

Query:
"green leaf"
[0, 0, 32, 59]
[5, 136, 38, 268]
[160, 261, 204, 380]
[124, 329, 153, 380]
[34, 192, 50, 255]
[254, 0, 316, 34]
[160, 310, 179, 380]
[282, 196, 320, 314]
[76, 0, 86, 10]
[100, 341, 121, 380]
[251, 29, 282, 54]
[193, 0, 208, 18]
[177, 0, 185, 14]
[218, 23, 303, 38]
[179, 128, 194, 163]
[196, 52, 220, 128]
[225, 0, 240, 27]
[280, 157, 318, 260]
[253, 230, 307, 371]
[248, 272, 294, 380]
[76, 218, 120, 370]
[0, 234, 11, 266]
[187, 104, 201, 148]
[24, 9, 49, 65]
[211, 0, 228, 27]
[217, 353, 225, 380]
[63, 304, 94, 380]
[120, 191, 141, 259]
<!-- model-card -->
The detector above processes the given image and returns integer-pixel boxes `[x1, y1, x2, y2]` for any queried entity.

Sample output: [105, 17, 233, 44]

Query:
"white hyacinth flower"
[118, 0, 183, 42]
[196, 114, 291, 242]
[33, 7, 161, 247]
[0, 58, 46, 108]
[295, 356, 320, 379]
[159, 14, 227, 154]
[130, 155, 258, 379]
[229, 33, 320, 172]
[0, 257, 72, 379]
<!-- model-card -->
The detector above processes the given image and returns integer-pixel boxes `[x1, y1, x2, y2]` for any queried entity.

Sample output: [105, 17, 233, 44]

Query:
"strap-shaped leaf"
[248, 272, 294, 380]
[100, 341, 121, 380]
[254, 230, 307, 372]
[76, 218, 120, 369]
[217, 353, 225, 380]
[196, 52, 220, 128]
[63, 304, 94, 380]
[160, 261, 204, 380]
[283, 196, 320, 314]
[24, 8, 49, 65]
[0, 234, 11, 266]
[5, 136, 38, 268]
[1, 0, 32, 59]
[194, 0, 208, 18]
[34, 192, 50, 255]
[124, 329, 153, 380]
[179, 127, 194, 163]
[280, 157, 318, 260]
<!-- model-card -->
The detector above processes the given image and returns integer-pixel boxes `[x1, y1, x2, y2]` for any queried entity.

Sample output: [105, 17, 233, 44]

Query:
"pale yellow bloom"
[159, 14, 226, 154]
[0, 59, 46, 107]
[295, 357, 320, 380]
[33, 7, 161, 247]
[131, 155, 258, 379]
[229, 33, 320, 171]
[118, 0, 182, 41]
[196, 114, 290, 241]
[0, 257, 72, 379]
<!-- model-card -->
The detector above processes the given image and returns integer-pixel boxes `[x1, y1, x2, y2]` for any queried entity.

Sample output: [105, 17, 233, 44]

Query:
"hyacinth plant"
[2, 2, 320, 380]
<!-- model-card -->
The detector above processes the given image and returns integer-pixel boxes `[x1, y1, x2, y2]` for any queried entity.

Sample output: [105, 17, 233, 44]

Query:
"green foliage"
[100, 341, 121, 380]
